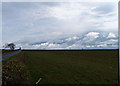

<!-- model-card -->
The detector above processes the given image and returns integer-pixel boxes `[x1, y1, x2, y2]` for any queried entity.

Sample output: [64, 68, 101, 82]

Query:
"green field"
[2, 49, 118, 85]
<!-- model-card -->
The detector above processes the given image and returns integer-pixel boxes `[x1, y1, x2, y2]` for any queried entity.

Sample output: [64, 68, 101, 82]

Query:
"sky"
[2, 1, 118, 49]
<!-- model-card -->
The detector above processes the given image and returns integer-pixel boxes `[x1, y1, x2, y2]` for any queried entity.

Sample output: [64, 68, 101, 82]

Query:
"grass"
[22, 49, 118, 85]
[2, 51, 21, 64]
[2, 51, 31, 85]
[2, 50, 19, 55]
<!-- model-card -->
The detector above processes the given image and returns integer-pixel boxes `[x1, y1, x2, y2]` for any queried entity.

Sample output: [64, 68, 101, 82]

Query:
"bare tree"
[4, 43, 15, 50]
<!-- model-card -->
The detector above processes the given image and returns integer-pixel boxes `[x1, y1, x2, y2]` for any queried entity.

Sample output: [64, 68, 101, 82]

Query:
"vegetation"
[23, 49, 118, 84]
[2, 49, 118, 85]
[2, 50, 18, 55]
[3, 43, 16, 50]
[2, 52, 31, 85]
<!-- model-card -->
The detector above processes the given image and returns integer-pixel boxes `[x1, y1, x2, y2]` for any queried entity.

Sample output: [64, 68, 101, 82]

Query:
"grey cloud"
[92, 3, 116, 14]
[2, 2, 118, 48]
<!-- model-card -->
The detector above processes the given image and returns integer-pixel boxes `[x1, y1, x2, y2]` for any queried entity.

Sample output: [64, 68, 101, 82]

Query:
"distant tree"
[19, 47, 21, 50]
[4, 43, 15, 50]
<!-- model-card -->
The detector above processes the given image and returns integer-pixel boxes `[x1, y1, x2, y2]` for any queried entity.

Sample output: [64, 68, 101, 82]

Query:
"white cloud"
[97, 44, 107, 47]
[14, 31, 118, 49]
[2, 2, 118, 49]
[86, 32, 100, 38]
[98, 21, 118, 32]
[47, 43, 60, 48]
[33, 42, 49, 48]
[66, 36, 79, 41]
[19, 2, 117, 34]
[107, 33, 116, 38]
[11, 2, 117, 36]
[106, 39, 118, 43]
[47, 2, 87, 20]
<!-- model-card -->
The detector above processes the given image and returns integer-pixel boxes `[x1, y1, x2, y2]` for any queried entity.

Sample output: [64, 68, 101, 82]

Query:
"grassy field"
[2, 49, 118, 85]
[23, 49, 118, 85]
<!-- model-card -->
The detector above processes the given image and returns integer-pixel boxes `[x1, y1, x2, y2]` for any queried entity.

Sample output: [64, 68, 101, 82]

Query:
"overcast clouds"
[2, 1, 118, 49]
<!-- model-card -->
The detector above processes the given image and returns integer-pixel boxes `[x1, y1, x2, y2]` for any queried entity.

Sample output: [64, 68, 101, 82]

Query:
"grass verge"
[2, 52, 31, 85]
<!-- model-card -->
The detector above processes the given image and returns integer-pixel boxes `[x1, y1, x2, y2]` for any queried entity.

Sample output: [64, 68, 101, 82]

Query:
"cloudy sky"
[2, 1, 118, 49]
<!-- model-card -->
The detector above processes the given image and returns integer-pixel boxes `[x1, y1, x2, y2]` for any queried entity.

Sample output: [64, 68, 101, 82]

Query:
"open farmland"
[23, 49, 118, 84]
[2, 49, 118, 85]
